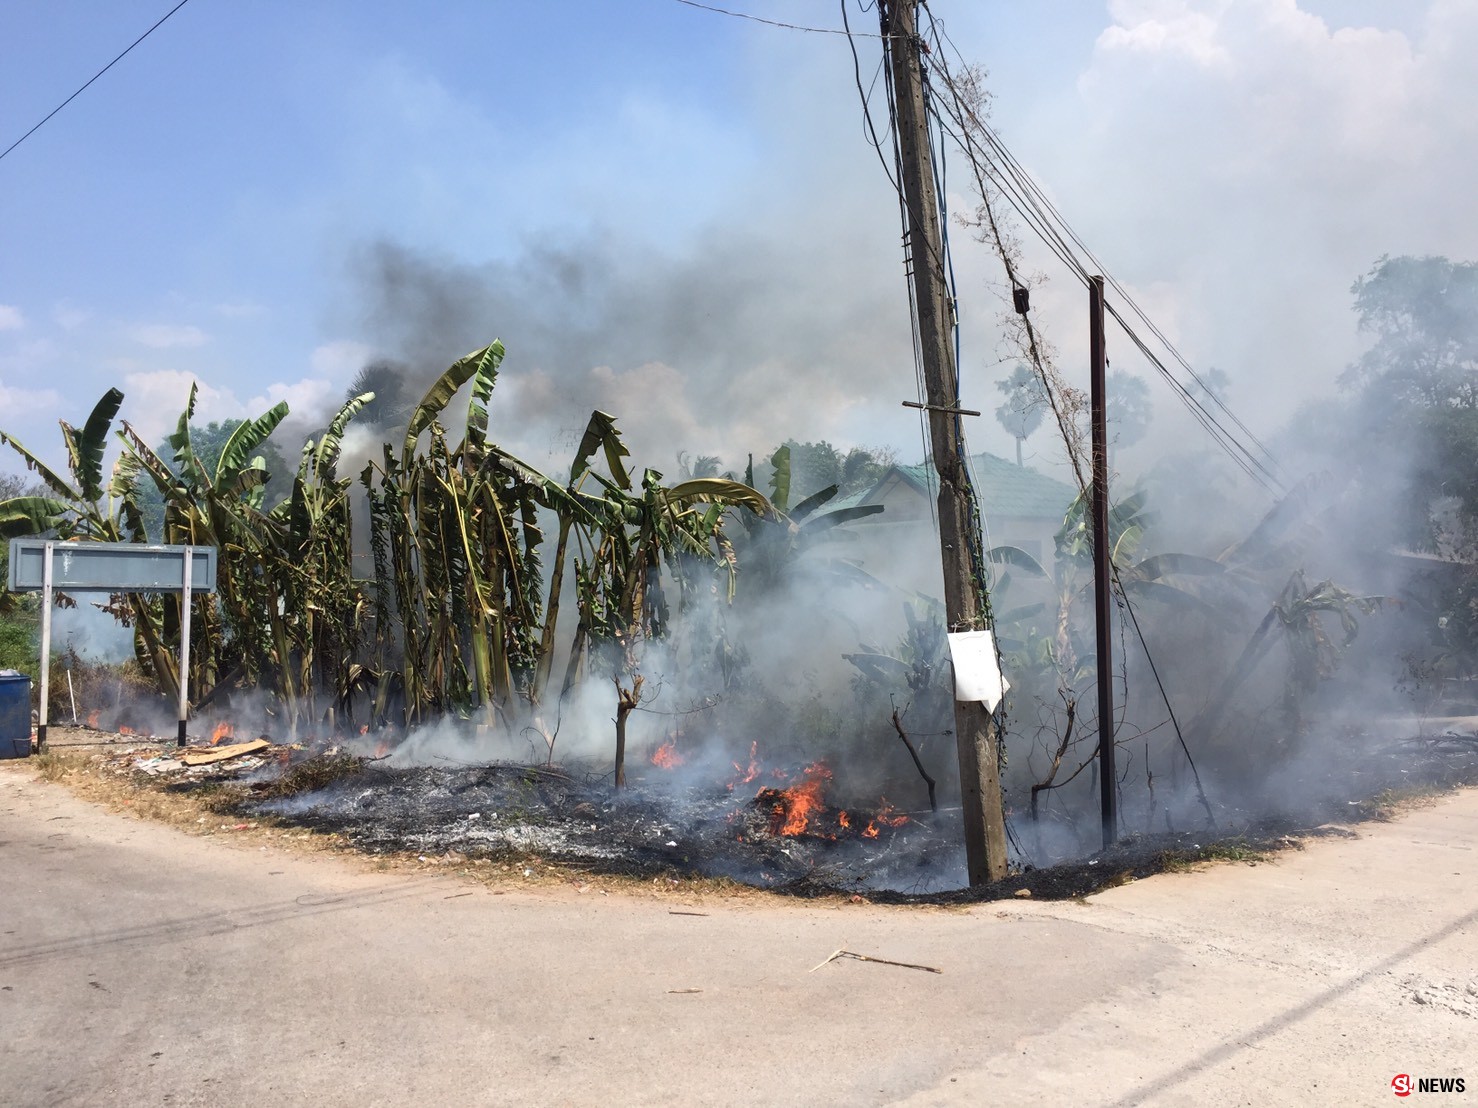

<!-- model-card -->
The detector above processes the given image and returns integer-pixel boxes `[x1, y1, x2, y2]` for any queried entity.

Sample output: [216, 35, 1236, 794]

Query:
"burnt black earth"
[219, 732, 1478, 902]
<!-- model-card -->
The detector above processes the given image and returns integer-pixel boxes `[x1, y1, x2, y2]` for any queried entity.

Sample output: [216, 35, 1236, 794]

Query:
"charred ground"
[39, 722, 1478, 905]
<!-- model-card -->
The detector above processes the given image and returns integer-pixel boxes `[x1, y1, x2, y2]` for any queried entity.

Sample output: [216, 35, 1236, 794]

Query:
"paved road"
[1, 765, 1474, 1107]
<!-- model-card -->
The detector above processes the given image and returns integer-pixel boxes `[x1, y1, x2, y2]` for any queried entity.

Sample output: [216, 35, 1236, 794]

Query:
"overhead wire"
[918, 18, 1284, 493]
[0, 0, 194, 165]
[923, 57, 1282, 495]
[916, 0, 1217, 821]
[673, 0, 896, 37]
[846, 0, 937, 529]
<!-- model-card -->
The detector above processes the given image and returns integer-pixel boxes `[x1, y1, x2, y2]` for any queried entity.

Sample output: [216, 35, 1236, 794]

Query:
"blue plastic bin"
[0, 670, 32, 758]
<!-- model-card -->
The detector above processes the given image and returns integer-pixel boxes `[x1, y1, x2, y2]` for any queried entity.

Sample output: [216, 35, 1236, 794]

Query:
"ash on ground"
[247, 761, 967, 894]
[82, 725, 1478, 901]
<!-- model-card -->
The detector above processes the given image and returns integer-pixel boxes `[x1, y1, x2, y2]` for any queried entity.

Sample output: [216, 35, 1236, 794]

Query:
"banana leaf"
[0, 495, 71, 538]
[463, 341, 506, 458]
[569, 410, 630, 490]
[315, 391, 374, 479]
[768, 444, 791, 511]
[1131, 552, 1227, 580]
[791, 483, 837, 521]
[986, 544, 1048, 577]
[216, 401, 289, 482]
[404, 342, 502, 456]
[665, 478, 777, 520]
[0, 433, 81, 502]
[66, 388, 124, 502]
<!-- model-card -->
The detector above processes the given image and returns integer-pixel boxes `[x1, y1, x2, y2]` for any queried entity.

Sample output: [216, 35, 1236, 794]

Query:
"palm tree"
[995, 364, 1047, 466]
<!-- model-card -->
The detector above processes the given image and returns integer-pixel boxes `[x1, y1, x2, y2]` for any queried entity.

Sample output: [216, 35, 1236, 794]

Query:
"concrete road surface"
[1, 765, 1474, 1107]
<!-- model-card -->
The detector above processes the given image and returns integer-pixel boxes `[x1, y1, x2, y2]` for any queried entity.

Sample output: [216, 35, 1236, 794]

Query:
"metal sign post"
[9, 540, 217, 751]
[177, 547, 192, 748]
[37, 542, 53, 752]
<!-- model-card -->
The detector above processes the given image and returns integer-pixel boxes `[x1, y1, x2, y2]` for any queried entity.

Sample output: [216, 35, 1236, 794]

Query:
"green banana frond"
[0, 432, 81, 502]
[216, 401, 289, 483]
[315, 391, 374, 480]
[463, 340, 506, 460]
[0, 495, 72, 538]
[63, 387, 124, 502]
[404, 342, 502, 457]
[569, 410, 631, 491]
[986, 545, 1049, 577]
[768, 444, 791, 512]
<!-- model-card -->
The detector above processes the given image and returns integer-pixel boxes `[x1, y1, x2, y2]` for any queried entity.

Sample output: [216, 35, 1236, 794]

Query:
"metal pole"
[177, 547, 192, 748]
[1090, 275, 1117, 847]
[37, 542, 52, 753]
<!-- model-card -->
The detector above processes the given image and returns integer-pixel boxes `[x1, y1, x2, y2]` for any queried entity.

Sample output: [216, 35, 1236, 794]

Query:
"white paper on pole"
[947, 630, 1010, 709]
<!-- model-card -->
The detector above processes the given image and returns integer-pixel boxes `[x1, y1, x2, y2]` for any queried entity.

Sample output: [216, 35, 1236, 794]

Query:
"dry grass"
[1157, 839, 1271, 873]
[1353, 785, 1446, 822]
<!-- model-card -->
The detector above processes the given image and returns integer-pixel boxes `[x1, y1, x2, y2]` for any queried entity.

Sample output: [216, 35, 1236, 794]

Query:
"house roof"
[826, 452, 1077, 522]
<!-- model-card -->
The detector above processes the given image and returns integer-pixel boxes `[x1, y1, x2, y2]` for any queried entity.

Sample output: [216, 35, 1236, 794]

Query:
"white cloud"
[1034, 0, 1478, 430]
[0, 338, 58, 376]
[129, 323, 210, 349]
[215, 301, 267, 319]
[120, 370, 246, 448]
[0, 379, 61, 423]
[118, 366, 344, 450]
[248, 378, 337, 430]
[52, 301, 89, 330]
[309, 339, 372, 380]
[0, 305, 25, 331]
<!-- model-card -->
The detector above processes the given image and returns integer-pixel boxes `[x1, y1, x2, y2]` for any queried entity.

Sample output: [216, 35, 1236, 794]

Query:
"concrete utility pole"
[882, 0, 1008, 884]
[1089, 276, 1117, 848]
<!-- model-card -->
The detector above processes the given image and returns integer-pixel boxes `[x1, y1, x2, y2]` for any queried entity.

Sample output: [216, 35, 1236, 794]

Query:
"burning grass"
[15, 721, 1478, 905]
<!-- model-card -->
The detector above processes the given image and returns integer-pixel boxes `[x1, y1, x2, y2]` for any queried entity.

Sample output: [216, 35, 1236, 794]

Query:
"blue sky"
[1, 0, 1472, 486]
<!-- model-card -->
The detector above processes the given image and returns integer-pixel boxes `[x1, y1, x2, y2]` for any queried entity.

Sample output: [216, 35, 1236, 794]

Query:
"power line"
[920, 48, 1285, 494]
[0, 0, 193, 165]
[673, 0, 894, 37]
[918, 17, 1283, 489]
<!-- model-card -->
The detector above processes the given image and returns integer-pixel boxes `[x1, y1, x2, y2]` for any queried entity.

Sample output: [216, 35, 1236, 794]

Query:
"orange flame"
[862, 799, 909, 839]
[726, 741, 761, 791]
[210, 721, 235, 746]
[118, 725, 135, 736]
[765, 761, 833, 836]
[87, 709, 101, 729]
[650, 740, 686, 769]
[876, 798, 909, 827]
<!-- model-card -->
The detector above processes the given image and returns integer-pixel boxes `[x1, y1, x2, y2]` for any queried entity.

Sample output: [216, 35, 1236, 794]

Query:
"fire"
[862, 798, 910, 839]
[650, 740, 686, 769]
[764, 761, 833, 837]
[210, 721, 235, 746]
[87, 709, 100, 729]
[726, 741, 761, 791]
[118, 725, 135, 736]
[875, 799, 909, 827]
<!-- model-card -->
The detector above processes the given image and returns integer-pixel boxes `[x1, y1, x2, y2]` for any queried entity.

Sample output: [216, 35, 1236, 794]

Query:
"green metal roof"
[827, 452, 1077, 522]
